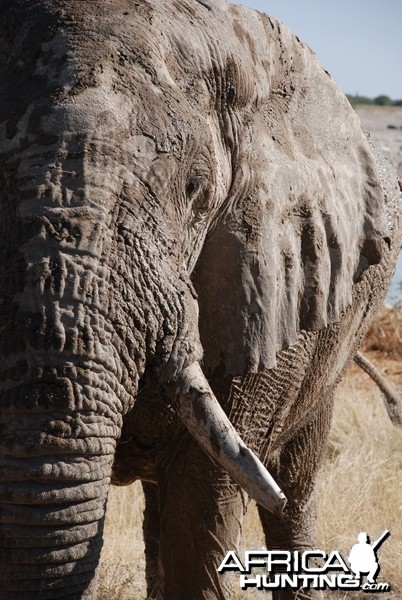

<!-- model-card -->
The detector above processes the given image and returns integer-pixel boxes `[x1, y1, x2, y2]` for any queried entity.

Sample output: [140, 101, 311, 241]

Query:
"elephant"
[0, 0, 401, 599]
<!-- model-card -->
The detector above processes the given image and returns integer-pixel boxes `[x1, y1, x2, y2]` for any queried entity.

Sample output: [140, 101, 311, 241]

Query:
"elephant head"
[0, 0, 398, 598]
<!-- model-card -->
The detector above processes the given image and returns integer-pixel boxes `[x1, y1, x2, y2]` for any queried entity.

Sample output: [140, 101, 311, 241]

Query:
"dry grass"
[99, 309, 402, 599]
[314, 358, 402, 599]
[98, 485, 147, 600]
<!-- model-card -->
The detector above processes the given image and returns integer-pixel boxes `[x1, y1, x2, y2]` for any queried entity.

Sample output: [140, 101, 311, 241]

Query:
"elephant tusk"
[166, 362, 287, 514]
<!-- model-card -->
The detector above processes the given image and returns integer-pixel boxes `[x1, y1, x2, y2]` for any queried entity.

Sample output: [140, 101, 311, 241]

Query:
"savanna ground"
[99, 107, 402, 599]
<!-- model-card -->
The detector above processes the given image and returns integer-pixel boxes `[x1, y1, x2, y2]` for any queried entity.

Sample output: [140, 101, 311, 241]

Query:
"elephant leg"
[258, 396, 333, 600]
[142, 482, 160, 599]
[157, 435, 247, 600]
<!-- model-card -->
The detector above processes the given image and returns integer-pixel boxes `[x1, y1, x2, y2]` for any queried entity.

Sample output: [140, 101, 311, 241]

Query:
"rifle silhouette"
[371, 530, 390, 552]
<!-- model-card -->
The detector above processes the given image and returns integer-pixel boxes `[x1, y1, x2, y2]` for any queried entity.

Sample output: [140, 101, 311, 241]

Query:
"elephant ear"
[193, 9, 391, 377]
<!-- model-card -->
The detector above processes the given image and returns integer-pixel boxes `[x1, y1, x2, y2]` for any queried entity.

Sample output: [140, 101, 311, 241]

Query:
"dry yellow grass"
[99, 312, 402, 600]
[314, 359, 402, 599]
[98, 485, 147, 600]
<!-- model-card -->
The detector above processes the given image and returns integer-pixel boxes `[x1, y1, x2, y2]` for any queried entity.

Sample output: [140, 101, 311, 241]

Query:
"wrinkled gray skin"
[0, 1, 401, 599]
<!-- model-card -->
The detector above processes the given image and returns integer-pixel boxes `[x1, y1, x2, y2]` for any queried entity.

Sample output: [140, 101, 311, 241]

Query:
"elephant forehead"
[38, 88, 132, 138]
[1, 0, 286, 128]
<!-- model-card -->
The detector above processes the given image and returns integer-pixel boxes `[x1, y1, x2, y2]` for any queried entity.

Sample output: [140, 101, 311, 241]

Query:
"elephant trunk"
[0, 150, 139, 595]
[0, 87, 202, 596]
[0, 253, 126, 597]
[0, 370, 120, 598]
[0, 163, 207, 598]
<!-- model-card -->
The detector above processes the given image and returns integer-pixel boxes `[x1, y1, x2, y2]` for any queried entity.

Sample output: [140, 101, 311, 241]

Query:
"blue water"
[385, 251, 402, 306]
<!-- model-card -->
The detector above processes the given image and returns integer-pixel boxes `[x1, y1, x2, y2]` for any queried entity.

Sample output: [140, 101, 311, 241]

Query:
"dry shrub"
[362, 306, 402, 360]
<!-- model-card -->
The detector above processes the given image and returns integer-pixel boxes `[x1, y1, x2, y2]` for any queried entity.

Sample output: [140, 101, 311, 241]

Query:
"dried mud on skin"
[99, 105, 402, 599]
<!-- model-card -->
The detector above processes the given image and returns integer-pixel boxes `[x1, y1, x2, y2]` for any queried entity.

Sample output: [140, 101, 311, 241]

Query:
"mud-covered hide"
[1, 0, 396, 379]
[188, 2, 396, 375]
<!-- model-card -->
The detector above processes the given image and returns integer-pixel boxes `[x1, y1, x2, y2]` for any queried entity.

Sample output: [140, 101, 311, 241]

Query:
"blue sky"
[233, 0, 402, 100]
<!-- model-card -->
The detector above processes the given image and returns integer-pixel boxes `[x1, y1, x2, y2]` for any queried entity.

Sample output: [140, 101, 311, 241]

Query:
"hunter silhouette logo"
[348, 530, 390, 588]
[218, 530, 391, 593]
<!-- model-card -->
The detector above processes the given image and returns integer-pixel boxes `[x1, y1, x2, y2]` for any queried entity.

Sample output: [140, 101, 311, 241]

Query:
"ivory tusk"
[166, 362, 287, 514]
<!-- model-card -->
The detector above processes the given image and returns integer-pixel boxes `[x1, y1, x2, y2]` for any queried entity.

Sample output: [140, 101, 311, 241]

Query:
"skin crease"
[0, 1, 401, 599]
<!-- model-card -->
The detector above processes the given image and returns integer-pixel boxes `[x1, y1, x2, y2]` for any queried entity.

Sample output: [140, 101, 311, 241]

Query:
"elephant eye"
[186, 178, 199, 198]
[186, 176, 210, 215]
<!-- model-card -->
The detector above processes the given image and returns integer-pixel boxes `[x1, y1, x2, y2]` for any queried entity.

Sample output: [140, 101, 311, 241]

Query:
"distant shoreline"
[346, 94, 402, 107]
